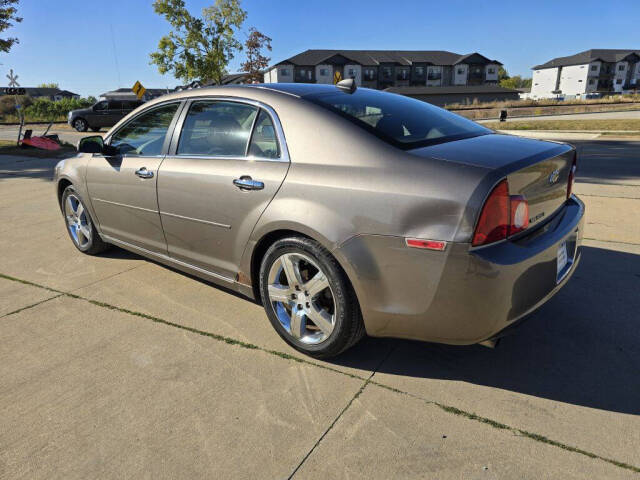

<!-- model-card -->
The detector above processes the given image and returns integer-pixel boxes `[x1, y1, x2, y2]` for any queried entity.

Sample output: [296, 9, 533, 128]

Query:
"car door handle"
[233, 176, 264, 191]
[135, 167, 154, 179]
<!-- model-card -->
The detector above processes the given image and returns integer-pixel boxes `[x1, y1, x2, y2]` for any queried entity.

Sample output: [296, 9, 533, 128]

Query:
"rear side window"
[108, 100, 122, 110]
[110, 103, 179, 156]
[304, 89, 491, 149]
[248, 109, 280, 159]
[178, 100, 258, 156]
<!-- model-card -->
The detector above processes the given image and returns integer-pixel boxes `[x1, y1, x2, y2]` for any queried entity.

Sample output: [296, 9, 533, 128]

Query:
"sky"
[3, 0, 640, 98]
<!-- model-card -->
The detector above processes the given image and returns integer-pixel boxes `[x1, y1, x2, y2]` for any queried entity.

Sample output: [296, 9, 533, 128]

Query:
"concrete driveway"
[1, 141, 639, 479]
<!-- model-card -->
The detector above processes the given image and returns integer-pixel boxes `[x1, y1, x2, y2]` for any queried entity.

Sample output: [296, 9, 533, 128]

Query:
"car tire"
[73, 118, 88, 132]
[61, 185, 109, 255]
[259, 236, 365, 358]
[90, 127, 101, 132]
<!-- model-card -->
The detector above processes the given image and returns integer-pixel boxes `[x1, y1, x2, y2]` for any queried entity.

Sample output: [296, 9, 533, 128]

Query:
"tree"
[38, 82, 59, 88]
[0, 0, 21, 54]
[150, 0, 247, 85]
[240, 28, 271, 83]
[500, 75, 533, 90]
[498, 67, 509, 82]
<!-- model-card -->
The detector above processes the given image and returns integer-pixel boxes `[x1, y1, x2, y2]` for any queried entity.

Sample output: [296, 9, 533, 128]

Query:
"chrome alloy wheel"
[64, 193, 92, 249]
[267, 252, 336, 345]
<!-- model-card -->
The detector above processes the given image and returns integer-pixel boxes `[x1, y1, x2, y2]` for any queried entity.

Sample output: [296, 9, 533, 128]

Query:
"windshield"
[303, 88, 491, 149]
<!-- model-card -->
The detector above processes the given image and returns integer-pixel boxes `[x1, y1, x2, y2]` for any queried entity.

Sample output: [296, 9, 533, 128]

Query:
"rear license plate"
[557, 241, 568, 279]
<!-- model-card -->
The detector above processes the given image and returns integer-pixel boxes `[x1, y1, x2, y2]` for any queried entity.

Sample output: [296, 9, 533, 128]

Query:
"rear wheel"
[259, 236, 364, 358]
[73, 118, 88, 132]
[61, 185, 109, 255]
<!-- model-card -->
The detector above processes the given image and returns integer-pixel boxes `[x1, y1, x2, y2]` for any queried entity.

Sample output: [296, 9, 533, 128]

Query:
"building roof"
[384, 85, 520, 95]
[533, 49, 640, 69]
[275, 49, 502, 67]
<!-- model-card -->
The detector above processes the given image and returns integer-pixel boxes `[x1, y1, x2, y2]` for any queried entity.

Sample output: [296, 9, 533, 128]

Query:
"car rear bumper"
[335, 195, 585, 344]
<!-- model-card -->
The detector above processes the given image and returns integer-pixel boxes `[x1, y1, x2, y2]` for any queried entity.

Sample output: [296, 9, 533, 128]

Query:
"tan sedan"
[54, 82, 584, 357]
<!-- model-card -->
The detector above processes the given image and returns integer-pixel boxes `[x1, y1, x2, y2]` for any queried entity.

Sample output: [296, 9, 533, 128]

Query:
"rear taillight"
[472, 180, 510, 246]
[567, 151, 577, 199]
[472, 179, 530, 247]
[509, 195, 529, 235]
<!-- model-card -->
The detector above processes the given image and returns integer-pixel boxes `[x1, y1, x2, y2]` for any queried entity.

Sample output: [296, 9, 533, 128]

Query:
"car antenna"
[336, 78, 357, 94]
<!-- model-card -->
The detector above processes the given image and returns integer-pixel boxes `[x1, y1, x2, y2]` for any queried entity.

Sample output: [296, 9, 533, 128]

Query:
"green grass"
[484, 119, 640, 132]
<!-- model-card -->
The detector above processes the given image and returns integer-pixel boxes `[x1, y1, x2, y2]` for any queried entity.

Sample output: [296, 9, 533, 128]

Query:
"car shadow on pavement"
[334, 245, 640, 415]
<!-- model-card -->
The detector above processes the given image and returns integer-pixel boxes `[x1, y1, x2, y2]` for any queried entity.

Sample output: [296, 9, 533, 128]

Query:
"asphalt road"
[1, 140, 639, 478]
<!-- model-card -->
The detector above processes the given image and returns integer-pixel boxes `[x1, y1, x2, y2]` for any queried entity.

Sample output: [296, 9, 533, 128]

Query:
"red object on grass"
[21, 136, 61, 150]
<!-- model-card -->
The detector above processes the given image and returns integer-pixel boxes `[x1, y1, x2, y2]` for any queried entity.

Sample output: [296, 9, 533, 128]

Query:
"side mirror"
[77, 135, 104, 153]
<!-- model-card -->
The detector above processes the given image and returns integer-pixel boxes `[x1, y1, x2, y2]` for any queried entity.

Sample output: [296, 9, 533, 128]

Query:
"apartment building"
[531, 49, 640, 99]
[263, 50, 502, 89]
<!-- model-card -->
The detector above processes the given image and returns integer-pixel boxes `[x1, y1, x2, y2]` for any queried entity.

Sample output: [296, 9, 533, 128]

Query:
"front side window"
[108, 100, 122, 110]
[305, 89, 490, 150]
[110, 103, 179, 156]
[248, 110, 280, 159]
[94, 101, 108, 111]
[177, 100, 258, 156]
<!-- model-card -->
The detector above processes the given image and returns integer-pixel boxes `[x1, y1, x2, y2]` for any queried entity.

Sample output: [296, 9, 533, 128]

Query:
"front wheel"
[259, 236, 364, 358]
[61, 185, 109, 255]
[72, 118, 88, 132]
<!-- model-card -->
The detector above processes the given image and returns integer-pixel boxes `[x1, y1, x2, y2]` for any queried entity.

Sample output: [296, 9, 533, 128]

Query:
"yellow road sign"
[132, 80, 146, 100]
[333, 71, 342, 84]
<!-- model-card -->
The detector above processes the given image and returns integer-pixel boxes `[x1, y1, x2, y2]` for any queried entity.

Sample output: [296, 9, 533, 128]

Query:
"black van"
[68, 99, 143, 132]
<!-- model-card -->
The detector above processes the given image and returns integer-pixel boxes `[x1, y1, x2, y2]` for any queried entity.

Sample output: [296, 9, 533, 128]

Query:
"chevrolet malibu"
[54, 82, 584, 358]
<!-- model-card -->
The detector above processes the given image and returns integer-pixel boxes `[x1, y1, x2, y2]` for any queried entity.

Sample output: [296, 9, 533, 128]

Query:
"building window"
[415, 66, 425, 76]
[578, 79, 583, 82]
[591, 65, 597, 71]
[348, 68, 356, 78]
[397, 68, 409, 80]
[589, 79, 596, 85]
[616, 79, 623, 84]
[382, 67, 393, 79]
[618, 64, 625, 71]
[280, 68, 290, 76]
[457, 68, 465, 75]
[364, 68, 376, 81]
[319, 68, 328, 76]
[487, 67, 495, 74]
[427, 69, 442, 81]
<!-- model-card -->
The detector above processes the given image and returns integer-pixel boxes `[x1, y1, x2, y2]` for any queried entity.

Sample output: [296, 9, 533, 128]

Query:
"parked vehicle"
[68, 99, 143, 132]
[54, 83, 583, 358]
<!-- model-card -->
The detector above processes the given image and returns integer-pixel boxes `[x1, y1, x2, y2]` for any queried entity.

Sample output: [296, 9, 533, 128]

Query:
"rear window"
[304, 88, 491, 149]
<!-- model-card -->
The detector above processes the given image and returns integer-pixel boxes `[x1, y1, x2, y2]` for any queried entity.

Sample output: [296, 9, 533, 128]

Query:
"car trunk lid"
[410, 133, 574, 232]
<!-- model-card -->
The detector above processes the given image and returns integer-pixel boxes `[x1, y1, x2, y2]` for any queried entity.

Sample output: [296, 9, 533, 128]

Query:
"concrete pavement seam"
[0, 271, 638, 474]
[287, 346, 396, 479]
[1, 293, 63, 319]
[583, 237, 640, 247]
